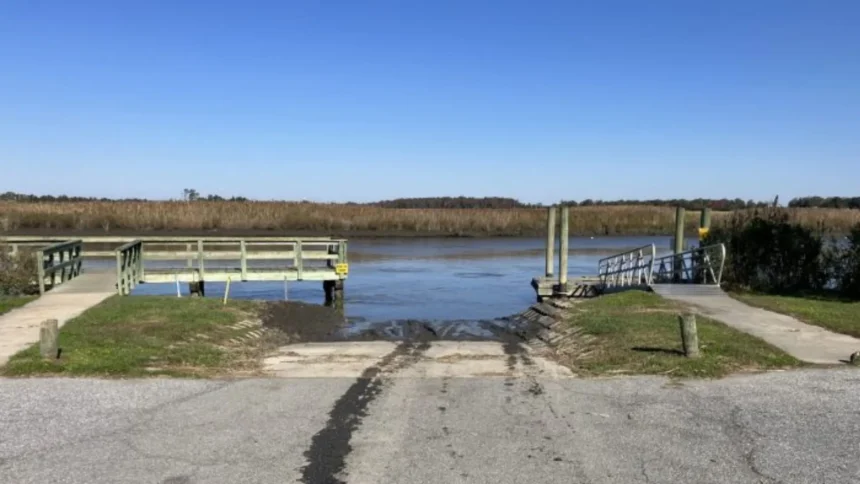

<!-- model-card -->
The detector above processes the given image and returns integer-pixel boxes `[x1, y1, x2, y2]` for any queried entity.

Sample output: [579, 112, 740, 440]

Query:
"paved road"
[1, 349, 859, 483]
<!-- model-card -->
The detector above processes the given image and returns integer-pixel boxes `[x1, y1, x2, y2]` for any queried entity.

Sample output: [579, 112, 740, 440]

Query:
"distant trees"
[372, 197, 529, 209]
[788, 196, 860, 209]
[1, 191, 858, 210]
[182, 188, 200, 202]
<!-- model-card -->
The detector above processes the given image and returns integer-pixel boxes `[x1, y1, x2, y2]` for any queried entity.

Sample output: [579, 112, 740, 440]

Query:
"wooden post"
[700, 207, 711, 233]
[186, 243, 193, 268]
[678, 313, 700, 358]
[674, 206, 686, 254]
[295, 240, 303, 280]
[40, 319, 59, 359]
[673, 206, 686, 282]
[48, 252, 56, 289]
[58, 247, 66, 284]
[137, 242, 144, 282]
[240, 240, 247, 281]
[36, 251, 46, 295]
[558, 206, 569, 291]
[545, 206, 556, 278]
[115, 250, 123, 295]
[197, 240, 205, 281]
[223, 277, 231, 305]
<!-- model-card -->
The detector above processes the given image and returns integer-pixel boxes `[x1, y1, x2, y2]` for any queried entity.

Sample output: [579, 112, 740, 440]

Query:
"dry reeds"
[0, 202, 857, 236]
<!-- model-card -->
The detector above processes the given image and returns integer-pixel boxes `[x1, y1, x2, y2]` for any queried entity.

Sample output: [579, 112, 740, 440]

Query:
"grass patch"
[566, 291, 802, 378]
[0, 296, 36, 315]
[2, 296, 265, 378]
[732, 293, 860, 338]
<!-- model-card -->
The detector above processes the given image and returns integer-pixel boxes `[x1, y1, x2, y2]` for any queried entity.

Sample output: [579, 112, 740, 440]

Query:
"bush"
[705, 209, 826, 293]
[831, 225, 860, 299]
[0, 245, 38, 295]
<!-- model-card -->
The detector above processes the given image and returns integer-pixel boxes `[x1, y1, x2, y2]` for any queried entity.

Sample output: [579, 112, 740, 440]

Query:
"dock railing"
[115, 240, 143, 295]
[35, 240, 83, 295]
[597, 244, 656, 289]
[651, 243, 726, 285]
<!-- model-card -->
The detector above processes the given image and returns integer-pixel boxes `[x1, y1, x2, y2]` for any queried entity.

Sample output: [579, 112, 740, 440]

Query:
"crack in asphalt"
[299, 342, 430, 484]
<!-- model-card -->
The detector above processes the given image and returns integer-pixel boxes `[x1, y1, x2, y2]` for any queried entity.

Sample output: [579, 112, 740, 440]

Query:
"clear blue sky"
[1, 1, 858, 203]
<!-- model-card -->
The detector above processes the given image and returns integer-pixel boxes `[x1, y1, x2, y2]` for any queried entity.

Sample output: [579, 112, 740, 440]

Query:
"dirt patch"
[261, 301, 348, 344]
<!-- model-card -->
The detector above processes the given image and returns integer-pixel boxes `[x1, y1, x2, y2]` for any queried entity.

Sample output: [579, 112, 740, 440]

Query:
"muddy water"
[127, 236, 691, 329]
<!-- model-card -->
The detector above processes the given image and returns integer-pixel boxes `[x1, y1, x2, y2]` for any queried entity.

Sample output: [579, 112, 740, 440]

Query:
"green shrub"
[0, 245, 38, 295]
[705, 209, 825, 293]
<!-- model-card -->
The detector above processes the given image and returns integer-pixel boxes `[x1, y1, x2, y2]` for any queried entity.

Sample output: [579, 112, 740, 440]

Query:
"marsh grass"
[2, 201, 857, 236]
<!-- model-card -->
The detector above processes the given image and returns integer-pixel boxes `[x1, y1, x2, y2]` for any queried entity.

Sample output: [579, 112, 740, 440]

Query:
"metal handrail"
[597, 244, 656, 288]
[651, 243, 726, 285]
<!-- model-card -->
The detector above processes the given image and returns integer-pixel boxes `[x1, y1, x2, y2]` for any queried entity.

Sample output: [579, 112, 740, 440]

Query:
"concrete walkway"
[651, 284, 860, 364]
[0, 272, 115, 366]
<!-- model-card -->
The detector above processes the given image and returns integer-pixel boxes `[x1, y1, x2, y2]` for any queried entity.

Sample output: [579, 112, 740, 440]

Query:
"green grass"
[733, 293, 860, 338]
[0, 296, 36, 315]
[565, 291, 802, 378]
[2, 296, 265, 378]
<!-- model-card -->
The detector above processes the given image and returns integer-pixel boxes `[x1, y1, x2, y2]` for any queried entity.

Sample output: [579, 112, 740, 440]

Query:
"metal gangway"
[597, 243, 726, 292]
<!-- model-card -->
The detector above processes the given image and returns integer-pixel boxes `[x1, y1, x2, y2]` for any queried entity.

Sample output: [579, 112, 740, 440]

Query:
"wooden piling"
[673, 206, 685, 282]
[700, 207, 711, 232]
[678, 313, 700, 358]
[558, 206, 569, 291]
[40, 319, 59, 359]
[545, 206, 556, 277]
[674, 206, 686, 254]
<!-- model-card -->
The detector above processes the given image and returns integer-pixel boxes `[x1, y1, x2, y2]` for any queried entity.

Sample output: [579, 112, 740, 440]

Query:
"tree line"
[2, 191, 858, 210]
[787, 197, 860, 209]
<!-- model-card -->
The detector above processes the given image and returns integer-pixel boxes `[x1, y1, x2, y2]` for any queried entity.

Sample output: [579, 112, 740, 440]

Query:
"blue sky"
[1, 1, 858, 203]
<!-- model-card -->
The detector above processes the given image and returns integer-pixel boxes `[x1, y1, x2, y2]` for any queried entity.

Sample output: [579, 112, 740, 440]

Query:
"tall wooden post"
[558, 206, 569, 291]
[673, 206, 685, 282]
[545, 206, 556, 278]
[700, 207, 712, 234]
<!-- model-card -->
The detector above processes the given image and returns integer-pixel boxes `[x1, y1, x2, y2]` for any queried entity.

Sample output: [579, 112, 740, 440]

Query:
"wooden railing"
[35, 240, 83, 295]
[115, 240, 143, 295]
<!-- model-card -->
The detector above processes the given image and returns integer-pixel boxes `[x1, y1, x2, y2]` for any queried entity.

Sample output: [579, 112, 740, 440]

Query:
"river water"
[125, 236, 694, 323]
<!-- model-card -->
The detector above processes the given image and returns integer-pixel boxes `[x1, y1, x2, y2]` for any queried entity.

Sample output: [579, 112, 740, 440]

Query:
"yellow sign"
[335, 263, 349, 276]
[698, 227, 710, 239]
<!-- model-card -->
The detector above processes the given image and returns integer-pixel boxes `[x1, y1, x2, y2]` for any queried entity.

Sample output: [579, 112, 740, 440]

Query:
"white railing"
[597, 244, 656, 288]
[651, 243, 726, 285]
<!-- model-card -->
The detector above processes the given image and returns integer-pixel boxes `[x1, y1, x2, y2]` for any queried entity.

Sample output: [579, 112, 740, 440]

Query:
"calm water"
[122, 236, 694, 322]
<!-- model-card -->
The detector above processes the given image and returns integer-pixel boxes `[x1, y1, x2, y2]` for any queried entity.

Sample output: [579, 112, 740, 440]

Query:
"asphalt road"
[1, 355, 859, 483]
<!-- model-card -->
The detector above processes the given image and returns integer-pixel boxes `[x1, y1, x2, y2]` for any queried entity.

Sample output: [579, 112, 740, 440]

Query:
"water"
[121, 236, 693, 323]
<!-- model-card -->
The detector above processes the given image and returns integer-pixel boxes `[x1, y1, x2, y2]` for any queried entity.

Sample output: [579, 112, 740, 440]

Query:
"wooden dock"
[3, 236, 349, 300]
[0, 235, 350, 366]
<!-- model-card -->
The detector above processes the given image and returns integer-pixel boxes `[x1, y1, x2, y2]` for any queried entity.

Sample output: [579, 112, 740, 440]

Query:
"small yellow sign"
[698, 227, 710, 239]
[335, 263, 349, 276]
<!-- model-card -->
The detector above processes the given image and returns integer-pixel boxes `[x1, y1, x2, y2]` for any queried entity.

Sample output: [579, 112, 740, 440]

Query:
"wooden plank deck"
[0, 271, 116, 366]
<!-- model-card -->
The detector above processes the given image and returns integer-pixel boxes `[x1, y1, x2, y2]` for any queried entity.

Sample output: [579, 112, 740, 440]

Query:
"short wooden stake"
[678, 313, 700, 358]
[223, 277, 232, 305]
[40, 319, 59, 359]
